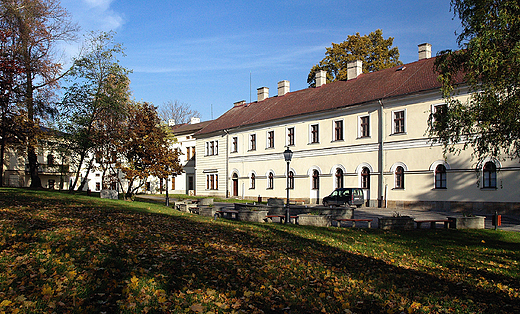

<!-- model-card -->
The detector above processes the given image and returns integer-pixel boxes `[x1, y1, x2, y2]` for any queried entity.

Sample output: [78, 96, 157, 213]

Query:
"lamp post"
[283, 147, 293, 224]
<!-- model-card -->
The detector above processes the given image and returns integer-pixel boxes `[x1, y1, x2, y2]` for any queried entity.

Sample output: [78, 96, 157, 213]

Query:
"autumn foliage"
[0, 189, 519, 313]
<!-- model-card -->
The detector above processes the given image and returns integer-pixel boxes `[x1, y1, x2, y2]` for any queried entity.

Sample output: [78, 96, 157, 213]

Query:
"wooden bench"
[214, 209, 239, 220]
[415, 219, 451, 229]
[334, 218, 372, 228]
[266, 215, 300, 224]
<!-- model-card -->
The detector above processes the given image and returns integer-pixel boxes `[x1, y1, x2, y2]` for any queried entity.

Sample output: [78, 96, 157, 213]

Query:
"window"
[287, 127, 295, 146]
[361, 167, 370, 189]
[483, 162, 497, 189]
[267, 131, 274, 148]
[206, 174, 218, 190]
[171, 176, 176, 190]
[395, 166, 404, 189]
[360, 116, 370, 138]
[47, 154, 55, 166]
[191, 147, 195, 159]
[96, 182, 101, 191]
[288, 171, 294, 189]
[205, 141, 218, 156]
[312, 170, 320, 190]
[267, 172, 274, 189]
[250, 173, 256, 189]
[48, 179, 55, 189]
[393, 110, 405, 134]
[335, 168, 344, 188]
[232, 137, 238, 153]
[435, 164, 447, 189]
[310, 124, 319, 143]
[187, 148, 191, 160]
[334, 120, 343, 141]
[249, 134, 256, 151]
[188, 176, 194, 190]
[431, 104, 447, 125]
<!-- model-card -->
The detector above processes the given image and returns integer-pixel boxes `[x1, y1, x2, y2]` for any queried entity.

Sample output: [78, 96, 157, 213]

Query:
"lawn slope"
[0, 188, 519, 313]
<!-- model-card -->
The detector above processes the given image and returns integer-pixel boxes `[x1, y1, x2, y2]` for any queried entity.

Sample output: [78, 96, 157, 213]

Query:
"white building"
[195, 44, 520, 213]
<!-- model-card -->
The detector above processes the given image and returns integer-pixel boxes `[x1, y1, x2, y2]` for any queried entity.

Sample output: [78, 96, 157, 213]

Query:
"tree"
[1, 0, 78, 188]
[0, 29, 25, 187]
[430, 0, 520, 160]
[307, 29, 402, 87]
[59, 31, 131, 192]
[115, 102, 182, 199]
[159, 100, 201, 125]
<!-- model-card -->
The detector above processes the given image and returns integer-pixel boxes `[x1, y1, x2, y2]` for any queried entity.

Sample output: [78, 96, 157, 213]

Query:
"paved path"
[135, 195, 520, 232]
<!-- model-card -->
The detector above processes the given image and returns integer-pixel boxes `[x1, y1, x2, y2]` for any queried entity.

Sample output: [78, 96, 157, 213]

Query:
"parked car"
[322, 188, 364, 208]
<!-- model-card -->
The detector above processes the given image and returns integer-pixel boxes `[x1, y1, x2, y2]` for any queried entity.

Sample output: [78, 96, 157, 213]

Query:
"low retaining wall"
[379, 216, 415, 230]
[448, 216, 485, 229]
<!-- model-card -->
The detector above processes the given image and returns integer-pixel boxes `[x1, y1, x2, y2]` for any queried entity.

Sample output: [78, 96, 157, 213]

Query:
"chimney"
[257, 87, 269, 101]
[168, 119, 176, 126]
[347, 60, 362, 80]
[234, 100, 246, 107]
[418, 43, 432, 60]
[190, 117, 200, 124]
[278, 80, 290, 96]
[315, 70, 327, 87]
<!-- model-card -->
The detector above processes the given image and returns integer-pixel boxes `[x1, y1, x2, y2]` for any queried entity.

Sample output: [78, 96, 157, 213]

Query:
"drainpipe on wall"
[378, 100, 385, 208]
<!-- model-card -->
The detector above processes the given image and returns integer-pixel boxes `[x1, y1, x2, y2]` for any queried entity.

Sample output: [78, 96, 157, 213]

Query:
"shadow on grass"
[1, 188, 519, 313]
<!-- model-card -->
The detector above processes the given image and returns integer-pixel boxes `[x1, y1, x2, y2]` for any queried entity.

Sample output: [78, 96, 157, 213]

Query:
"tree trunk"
[0, 136, 5, 187]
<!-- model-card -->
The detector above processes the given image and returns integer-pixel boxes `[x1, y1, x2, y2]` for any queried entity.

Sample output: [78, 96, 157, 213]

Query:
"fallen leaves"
[0, 189, 519, 313]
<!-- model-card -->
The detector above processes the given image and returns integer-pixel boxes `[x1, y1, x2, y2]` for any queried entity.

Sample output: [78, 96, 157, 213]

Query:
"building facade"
[195, 44, 520, 213]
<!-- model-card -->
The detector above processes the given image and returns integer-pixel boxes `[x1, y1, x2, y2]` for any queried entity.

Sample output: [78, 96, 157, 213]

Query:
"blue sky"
[60, 0, 462, 122]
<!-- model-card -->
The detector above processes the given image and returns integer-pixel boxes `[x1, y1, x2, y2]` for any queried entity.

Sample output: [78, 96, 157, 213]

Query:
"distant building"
[195, 43, 520, 212]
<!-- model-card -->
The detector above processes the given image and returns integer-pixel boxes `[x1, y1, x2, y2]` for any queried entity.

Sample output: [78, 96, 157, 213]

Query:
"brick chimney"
[234, 100, 246, 107]
[418, 43, 432, 60]
[315, 70, 327, 87]
[347, 60, 362, 80]
[168, 119, 176, 126]
[257, 87, 269, 101]
[190, 117, 200, 124]
[278, 80, 290, 96]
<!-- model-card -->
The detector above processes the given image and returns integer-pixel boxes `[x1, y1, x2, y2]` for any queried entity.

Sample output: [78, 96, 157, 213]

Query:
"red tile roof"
[197, 57, 463, 136]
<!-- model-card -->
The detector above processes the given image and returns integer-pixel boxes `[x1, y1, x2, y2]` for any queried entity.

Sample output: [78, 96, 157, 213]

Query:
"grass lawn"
[0, 188, 519, 313]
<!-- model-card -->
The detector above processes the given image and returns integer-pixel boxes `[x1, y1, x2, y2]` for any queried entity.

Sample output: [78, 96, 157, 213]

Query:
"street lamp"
[283, 147, 293, 224]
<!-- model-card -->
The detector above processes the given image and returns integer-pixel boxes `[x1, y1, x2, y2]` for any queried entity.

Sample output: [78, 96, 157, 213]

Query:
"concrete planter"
[198, 206, 217, 217]
[236, 210, 269, 223]
[199, 198, 214, 206]
[298, 214, 332, 227]
[448, 216, 485, 229]
[379, 216, 414, 230]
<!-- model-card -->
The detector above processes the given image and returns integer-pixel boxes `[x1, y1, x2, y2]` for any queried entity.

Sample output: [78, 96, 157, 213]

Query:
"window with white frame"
[392, 110, 406, 134]
[287, 127, 295, 146]
[361, 167, 370, 189]
[231, 137, 238, 153]
[267, 172, 274, 189]
[359, 115, 370, 138]
[435, 164, 447, 189]
[310, 124, 319, 143]
[334, 120, 343, 141]
[249, 134, 256, 151]
[482, 161, 497, 189]
[267, 130, 274, 149]
[395, 166, 404, 189]
[206, 174, 218, 190]
[205, 140, 218, 156]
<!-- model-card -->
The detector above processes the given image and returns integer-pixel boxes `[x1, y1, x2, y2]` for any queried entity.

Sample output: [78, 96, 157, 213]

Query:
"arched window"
[435, 164, 447, 189]
[312, 170, 319, 190]
[335, 168, 344, 189]
[267, 172, 274, 189]
[483, 161, 497, 188]
[288, 171, 294, 190]
[395, 166, 404, 189]
[361, 167, 370, 189]
[250, 173, 256, 189]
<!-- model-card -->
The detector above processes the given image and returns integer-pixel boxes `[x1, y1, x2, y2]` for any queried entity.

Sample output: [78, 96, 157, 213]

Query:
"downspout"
[378, 99, 385, 208]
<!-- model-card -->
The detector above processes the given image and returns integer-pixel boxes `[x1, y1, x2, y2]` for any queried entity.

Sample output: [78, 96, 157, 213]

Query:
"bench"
[214, 209, 239, 220]
[266, 215, 299, 224]
[415, 219, 451, 229]
[334, 218, 372, 228]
